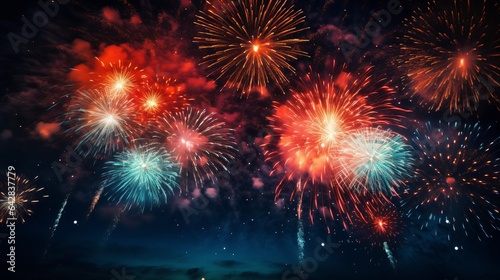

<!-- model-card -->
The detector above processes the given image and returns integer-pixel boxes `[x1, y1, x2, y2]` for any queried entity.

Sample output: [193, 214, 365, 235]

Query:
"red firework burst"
[352, 201, 403, 247]
[267, 62, 406, 228]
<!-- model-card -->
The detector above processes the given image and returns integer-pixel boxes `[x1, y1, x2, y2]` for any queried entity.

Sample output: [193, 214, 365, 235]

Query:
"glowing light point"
[146, 99, 158, 108]
[446, 177, 456, 185]
[104, 115, 116, 124]
[252, 44, 259, 52]
[459, 58, 465, 67]
[73, 220, 77, 224]
[454, 246, 459, 251]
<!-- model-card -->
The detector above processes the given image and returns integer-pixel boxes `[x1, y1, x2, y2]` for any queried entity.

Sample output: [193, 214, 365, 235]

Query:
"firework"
[89, 60, 145, 96]
[194, 0, 308, 95]
[403, 121, 500, 240]
[338, 127, 414, 195]
[351, 201, 402, 269]
[0, 174, 47, 223]
[102, 143, 180, 212]
[63, 88, 141, 156]
[397, 0, 500, 112]
[352, 201, 402, 247]
[267, 63, 404, 226]
[134, 76, 192, 123]
[158, 108, 237, 190]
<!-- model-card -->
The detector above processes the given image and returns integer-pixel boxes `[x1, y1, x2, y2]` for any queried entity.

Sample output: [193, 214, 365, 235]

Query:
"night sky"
[1, 1, 500, 280]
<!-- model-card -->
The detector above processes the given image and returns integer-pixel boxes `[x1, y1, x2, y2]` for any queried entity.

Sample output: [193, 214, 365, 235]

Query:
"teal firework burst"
[102, 144, 180, 211]
[339, 127, 414, 195]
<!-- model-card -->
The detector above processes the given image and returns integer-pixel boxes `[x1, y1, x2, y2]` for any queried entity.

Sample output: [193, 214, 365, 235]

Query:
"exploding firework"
[0, 174, 48, 223]
[397, 0, 500, 112]
[134, 76, 192, 123]
[88, 60, 145, 96]
[63, 88, 141, 156]
[268, 63, 405, 227]
[403, 121, 500, 240]
[158, 108, 237, 190]
[351, 201, 402, 269]
[102, 143, 180, 211]
[194, 0, 308, 95]
[338, 127, 414, 195]
[352, 201, 403, 247]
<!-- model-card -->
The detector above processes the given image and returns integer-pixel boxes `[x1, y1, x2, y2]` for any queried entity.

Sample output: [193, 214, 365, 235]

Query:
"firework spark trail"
[44, 193, 70, 256]
[383, 241, 396, 270]
[297, 199, 305, 263]
[86, 186, 104, 220]
[194, 0, 308, 95]
[397, 0, 500, 112]
[102, 206, 125, 245]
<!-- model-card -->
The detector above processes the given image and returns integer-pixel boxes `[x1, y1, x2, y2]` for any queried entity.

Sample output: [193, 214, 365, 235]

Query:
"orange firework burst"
[267, 62, 405, 227]
[89, 60, 146, 96]
[134, 76, 192, 124]
[397, 0, 500, 112]
[194, 0, 308, 95]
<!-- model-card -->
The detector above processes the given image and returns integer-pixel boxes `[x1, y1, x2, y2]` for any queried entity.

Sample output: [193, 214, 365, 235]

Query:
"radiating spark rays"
[91, 60, 145, 96]
[63, 88, 140, 156]
[403, 121, 500, 240]
[102, 143, 180, 212]
[267, 62, 406, 227]
[134, 76, 192, 121]
[0, 174, 47, 224]
[397, 0, 500, 112]
[194, 0, 308, 95]
[158, 108, 237, 190]
[337, 127, 414, 195]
